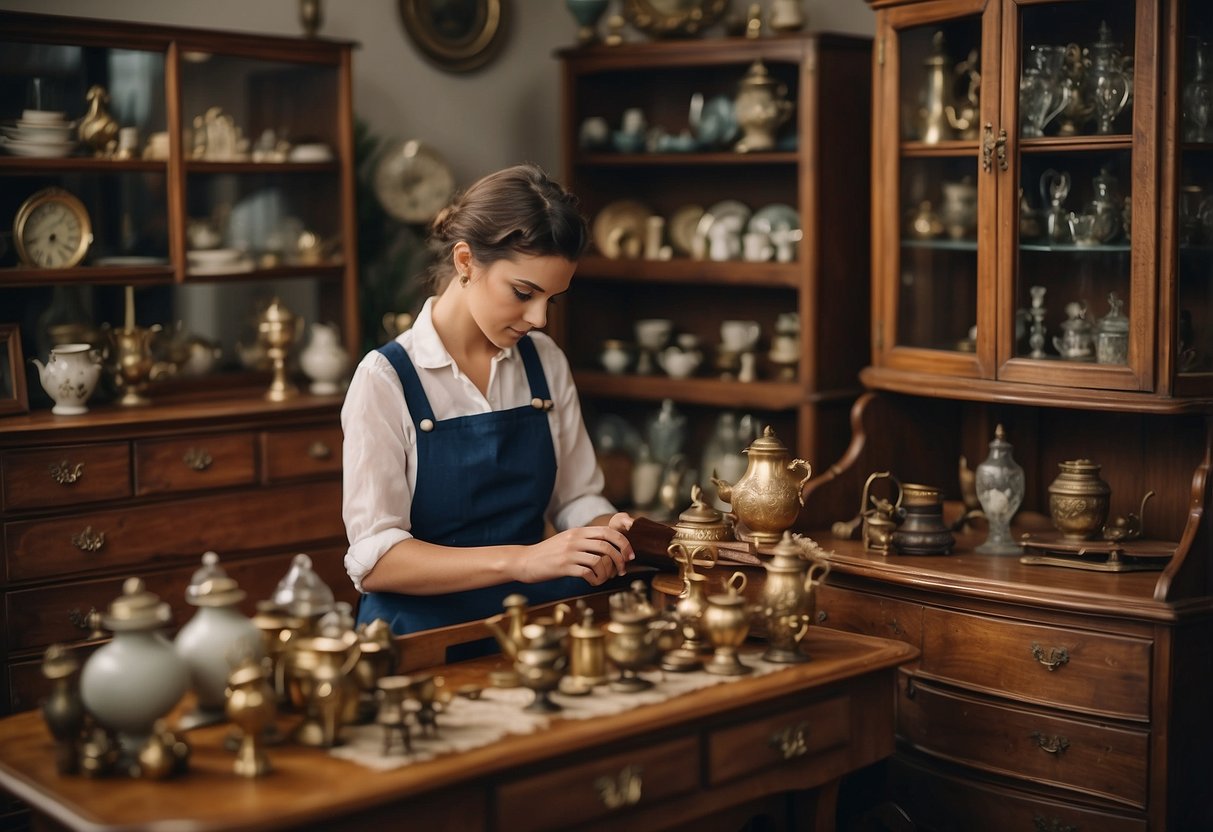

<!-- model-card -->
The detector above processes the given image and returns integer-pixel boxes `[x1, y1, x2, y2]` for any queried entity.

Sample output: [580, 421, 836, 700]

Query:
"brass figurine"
[78, 85, 120, 157]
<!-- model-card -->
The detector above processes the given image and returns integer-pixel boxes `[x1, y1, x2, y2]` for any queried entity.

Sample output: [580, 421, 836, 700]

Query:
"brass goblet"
[225, 659, 275, 777]
[255, 297, 303, 402]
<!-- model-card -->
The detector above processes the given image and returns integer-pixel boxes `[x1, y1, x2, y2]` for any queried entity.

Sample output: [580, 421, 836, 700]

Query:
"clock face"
[373, 139, 456, 224]
[14, 188, 92, 269]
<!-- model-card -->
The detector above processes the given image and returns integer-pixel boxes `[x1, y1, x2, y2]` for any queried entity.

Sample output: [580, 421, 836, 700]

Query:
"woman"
[342, 163, 635, 636]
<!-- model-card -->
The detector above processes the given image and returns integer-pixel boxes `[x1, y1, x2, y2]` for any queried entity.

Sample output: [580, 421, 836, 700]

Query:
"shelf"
[0, 265, 173, 288]
[574, 370, 804, 409]
[184, 160, 341, 174]
[898, 139, 980, 157]
[183, 263, 346, 282]
[1017, 135, 1133, 153]
[1019, 241, 1131, 253]
[574, 151, 798, 167]
[0, 157, 167, 174]
[901, 239, 978, 252]
[575, 255, 800, 288]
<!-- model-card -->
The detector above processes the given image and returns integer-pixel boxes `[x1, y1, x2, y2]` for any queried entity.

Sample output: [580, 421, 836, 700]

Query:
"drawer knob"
[71, 525, 106, 552]
[308, 441, 333, 460]
[594, 764, 643, 810]
[183, 447, 213, 471]
[68, 607, 106, 640]
[769, 721, 811, 760]
[1030, 643, 1070, 671]
[1033, 815, 1077, 832]
[49, 460, 85, 485]
[1030, 731, 1070, 755]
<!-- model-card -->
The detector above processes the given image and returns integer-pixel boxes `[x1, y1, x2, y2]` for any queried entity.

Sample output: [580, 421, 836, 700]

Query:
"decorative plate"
[668, 204, 705, 257]
[592, 199, 653, 259]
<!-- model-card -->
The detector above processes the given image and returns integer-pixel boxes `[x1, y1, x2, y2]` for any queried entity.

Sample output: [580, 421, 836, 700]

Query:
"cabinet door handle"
[1030, 731, 1070, 755]
[982, 122, 995, 172]
[1031, 643, 1070, 671]
[307, 441, 332, 460]
[594, 764, 643, 809]
[995, 126, 1008, 171]
[769, 721, 811, 760]
[183, 447, 213, 471]
[71, 526, 106, 552]
[49, 461, 85, 485]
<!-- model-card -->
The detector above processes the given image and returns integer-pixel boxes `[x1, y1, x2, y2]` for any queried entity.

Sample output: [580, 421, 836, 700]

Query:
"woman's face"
[465, 252, 575, 350]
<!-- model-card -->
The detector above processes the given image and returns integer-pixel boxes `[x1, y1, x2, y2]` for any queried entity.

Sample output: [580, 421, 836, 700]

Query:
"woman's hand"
[517, 521, 635, 586]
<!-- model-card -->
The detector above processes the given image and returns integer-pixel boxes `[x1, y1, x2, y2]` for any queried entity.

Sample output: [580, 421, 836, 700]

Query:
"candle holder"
[255, 297, 303, 402]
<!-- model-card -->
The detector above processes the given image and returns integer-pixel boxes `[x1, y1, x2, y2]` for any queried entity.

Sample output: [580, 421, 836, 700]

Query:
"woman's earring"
[459, 271, 470, 286]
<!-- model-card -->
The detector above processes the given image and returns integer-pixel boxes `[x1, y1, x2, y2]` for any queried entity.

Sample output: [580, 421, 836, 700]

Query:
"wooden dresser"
[0, 396, 357, 716]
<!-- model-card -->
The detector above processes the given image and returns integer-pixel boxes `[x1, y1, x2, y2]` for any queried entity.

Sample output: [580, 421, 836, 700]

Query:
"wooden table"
[0, 628, 916, 832]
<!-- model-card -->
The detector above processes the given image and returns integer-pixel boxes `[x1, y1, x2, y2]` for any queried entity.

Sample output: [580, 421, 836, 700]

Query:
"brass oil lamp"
[712, 426, 811, 546]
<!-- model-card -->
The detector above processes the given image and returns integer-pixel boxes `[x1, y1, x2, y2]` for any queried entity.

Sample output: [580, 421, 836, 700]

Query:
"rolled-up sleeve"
[341, 353, 416, 593]
[536, 336, 616, 530]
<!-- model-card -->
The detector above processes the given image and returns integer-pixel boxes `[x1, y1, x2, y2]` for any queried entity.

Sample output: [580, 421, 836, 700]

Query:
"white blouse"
[341, 297, 615, 592]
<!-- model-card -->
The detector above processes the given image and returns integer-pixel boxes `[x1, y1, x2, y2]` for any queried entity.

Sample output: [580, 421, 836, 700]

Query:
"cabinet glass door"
[999, 0, 1154, 391]
[1177, 0, 1213, 392]
[875, 1, 996, 378]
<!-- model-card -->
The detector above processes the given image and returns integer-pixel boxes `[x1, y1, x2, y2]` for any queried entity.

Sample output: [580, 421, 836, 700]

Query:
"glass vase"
[975, 425, 1025, 555]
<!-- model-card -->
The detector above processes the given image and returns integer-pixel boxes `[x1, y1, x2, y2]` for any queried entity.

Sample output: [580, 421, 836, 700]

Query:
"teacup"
[635, 319, 673, 351]
[720, 320, 760, 352]
[742, 231, 773, 262]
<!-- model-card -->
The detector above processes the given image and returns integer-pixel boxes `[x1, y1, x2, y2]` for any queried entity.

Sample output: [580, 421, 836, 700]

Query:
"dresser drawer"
[1, 443, 131, 512]
[919, 607, 1151, 720]
[4, 480, 344, 582]
[4, 547, 354, 664]
[495, 734, 698, 832]
[707, 694, 850, 785]
[817, 583, 923, 649]
[263, 426, 342, 482]
[899, 676, 1149, 809]
[885, 753, 1148, 832]
[134, 432, 256, 496]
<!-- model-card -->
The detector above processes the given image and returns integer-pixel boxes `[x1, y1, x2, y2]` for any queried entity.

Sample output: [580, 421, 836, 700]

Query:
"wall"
[0, 0, 875, 186]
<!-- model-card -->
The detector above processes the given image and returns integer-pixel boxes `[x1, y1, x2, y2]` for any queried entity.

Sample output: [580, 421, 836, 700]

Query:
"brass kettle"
[712, 426, 811, 546]
[759, 531, 830, 663]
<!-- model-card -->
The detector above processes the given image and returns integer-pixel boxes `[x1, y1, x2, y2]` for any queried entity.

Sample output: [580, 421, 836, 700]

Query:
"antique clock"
[13, 187, 93, 268]
[373, 139, 456, 225]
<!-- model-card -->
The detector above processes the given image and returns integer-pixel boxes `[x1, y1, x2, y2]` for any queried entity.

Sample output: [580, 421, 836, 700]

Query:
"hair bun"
[431, 205, 457, 239]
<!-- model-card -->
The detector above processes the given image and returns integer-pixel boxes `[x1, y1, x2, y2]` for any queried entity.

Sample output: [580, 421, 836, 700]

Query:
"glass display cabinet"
[0, 12, 358, 721]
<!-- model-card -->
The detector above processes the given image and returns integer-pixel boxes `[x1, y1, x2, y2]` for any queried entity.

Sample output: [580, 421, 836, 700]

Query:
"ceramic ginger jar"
[299, 322, 350, 395]
[31, 343, 102, 415]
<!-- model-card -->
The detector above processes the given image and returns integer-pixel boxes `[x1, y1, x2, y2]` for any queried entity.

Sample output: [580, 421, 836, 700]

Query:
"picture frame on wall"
[398, 0, 506, 73]
[0, 324, 29, 417]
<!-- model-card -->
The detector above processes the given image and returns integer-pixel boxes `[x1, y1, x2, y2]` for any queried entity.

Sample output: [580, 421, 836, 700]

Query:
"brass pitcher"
[759, 532, 831, 663]
[660, 571, 711, 673]
[703, 571, 754, 676]
[291, 634, 360, 748]
[102, 324, 176, 406]
[712, 426, 811, 546]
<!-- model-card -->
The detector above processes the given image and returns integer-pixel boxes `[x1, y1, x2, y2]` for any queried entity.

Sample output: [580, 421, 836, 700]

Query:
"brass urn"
[671, 484, 734, 547]
[759, 532, 831, 663]
[256, 297, 303, 402]
[1048, 459, 1111, 540]
[712, 426, 811, 546]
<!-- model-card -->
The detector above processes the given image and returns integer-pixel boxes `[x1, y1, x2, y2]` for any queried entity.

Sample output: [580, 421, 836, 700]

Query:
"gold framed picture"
[398, 0, 506, 73]
[0, 324, 29, 417]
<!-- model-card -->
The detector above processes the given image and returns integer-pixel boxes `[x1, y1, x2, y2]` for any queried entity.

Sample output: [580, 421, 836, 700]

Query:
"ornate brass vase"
[703, 571, 754, 676]
[890, 483, 955, 555]
[712, 426, 811, 546]
[1048, 459, 1111, 540]
[759, 532, 831, 663]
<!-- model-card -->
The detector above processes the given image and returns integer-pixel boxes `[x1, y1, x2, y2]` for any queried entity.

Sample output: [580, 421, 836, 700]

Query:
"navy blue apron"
[357, 336, 592, 639]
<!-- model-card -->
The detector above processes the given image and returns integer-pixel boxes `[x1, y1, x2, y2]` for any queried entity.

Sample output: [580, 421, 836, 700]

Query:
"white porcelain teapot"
[31, 343, 103, 415]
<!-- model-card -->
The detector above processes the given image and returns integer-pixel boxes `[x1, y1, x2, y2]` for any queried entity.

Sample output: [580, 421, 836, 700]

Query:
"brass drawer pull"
[1030, 731, 1070, 755]
[594, 764, 643, 809]
[308, 441, 333, 460]
[183, 447, 213, 471]
[71, 525, 106, 552]
[1031, 643, 1069, 671]
[68, 607, 105, 639]
[769, 721, 811, 760]
[1033, 815, 1077, 832]
[49, 461, 85, 485]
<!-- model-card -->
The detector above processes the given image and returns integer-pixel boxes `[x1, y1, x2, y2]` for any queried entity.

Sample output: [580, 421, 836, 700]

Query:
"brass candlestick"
[256, 297, 302, 402]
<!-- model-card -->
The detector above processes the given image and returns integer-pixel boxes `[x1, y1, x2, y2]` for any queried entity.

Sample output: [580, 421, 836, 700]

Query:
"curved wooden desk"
[0, 628, 915, 832]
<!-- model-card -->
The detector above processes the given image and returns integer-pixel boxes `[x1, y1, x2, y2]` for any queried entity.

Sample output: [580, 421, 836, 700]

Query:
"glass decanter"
[975, 425, 1025, 555]
[1183, 37, 1213, 142]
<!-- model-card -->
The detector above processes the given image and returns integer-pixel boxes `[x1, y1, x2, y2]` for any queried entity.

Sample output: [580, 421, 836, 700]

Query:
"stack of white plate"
[1, 110, 77, 158]
[187, 247, 252, 275]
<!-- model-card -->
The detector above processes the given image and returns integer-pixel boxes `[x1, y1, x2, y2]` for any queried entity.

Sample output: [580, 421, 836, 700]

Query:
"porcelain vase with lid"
[733, 61, 793, 153]
[80, 577, 189, 751]
[31, 343, 102, 415]
[175, 551, 264, 729]
[299, 322, 350, 395]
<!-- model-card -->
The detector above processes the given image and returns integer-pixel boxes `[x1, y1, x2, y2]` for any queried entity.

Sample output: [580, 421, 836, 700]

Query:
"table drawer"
[135, 432, 256, 496]
[899, 676, 1149, 809]
[4, 547, 354, 661]
[263, 426, 342, 482]
[4, 480, 344, 582]
[496, 734, 698, 832]
[886, 753, 1148, 832]
[817, 583, 923, 649]
[707, 694, 850, 786]
[1, 443, 131, 512]
[919, 606, 1151, 720]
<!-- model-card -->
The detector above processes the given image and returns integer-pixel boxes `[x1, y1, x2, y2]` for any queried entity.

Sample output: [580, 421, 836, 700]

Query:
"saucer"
[668, 204, 705, 256]
[748, 203, 800, 235]
[0, 137, 76, 157]
[21, 109, 67, 124]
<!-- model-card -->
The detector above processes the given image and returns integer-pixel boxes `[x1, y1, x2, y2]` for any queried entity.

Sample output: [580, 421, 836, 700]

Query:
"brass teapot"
[759, 532, 831, 663]
[712, 426, 811, 546]
[484, 594, 571, 687]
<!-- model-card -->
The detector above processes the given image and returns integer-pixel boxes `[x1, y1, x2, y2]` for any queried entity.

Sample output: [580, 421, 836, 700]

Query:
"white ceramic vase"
[30, 343, 102, 415]
[299, 322, 350, 395]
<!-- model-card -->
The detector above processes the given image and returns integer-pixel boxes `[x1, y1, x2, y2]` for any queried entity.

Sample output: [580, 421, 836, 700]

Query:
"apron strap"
[516, 336, 552, 402]
[377, 340, 435, 428]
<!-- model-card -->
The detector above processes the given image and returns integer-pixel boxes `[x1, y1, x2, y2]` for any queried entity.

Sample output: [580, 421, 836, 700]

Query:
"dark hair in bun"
[426, 163, 589, 292]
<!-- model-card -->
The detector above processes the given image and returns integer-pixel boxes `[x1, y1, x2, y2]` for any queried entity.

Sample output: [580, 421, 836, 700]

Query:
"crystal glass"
[1087, 21, 1131, 135]
[1183, 37, 1213, 142]
[975, 425, 1025, 555]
